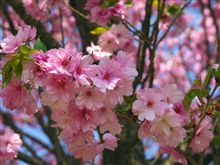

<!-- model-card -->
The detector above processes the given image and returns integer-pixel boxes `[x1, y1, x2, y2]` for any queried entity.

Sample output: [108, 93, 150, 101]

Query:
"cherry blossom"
[98, 24, 134, 53]
[190, 116, 214, 153]
[0, 80, 39, 115]
[0, 127, 22, 164]
[0, 25, 36, 54]
[132, 88, 167, 121]
[0, 0, 219, 163]
[75, 86, 105, 110]
[91, 57, 123, 92]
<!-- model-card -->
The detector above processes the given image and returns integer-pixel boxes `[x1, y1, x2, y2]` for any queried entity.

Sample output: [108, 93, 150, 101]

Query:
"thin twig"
[208, 0, 220, 59]
[62, 0, 87, 20]
[156, 0, 192, 46]
[0, 0, 17, 35]
[59, 7, 65, 47]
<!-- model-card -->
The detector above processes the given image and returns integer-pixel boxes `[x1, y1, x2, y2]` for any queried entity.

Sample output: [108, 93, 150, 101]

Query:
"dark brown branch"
[133, 0, 154, 88]
[69, 0, 98, 54]
[35, 109, 81, 165]
[17, 152, 47, 165]
[199, 0, 212, 68]
[0, 1, 17, 35]
[59, 7, 65, 47]
[208, 0, 220, 60]
[21, 139, 49, 165]
[156, 0, 192, 46]
[147, 0, 165, 88]
[0, 110, 53, 152]
[5, 0, 60, 49]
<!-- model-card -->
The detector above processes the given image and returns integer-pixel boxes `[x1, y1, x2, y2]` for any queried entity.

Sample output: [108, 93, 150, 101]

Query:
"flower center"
[104, 72, 110, 80]
[147, 101, 153, 108]
[107, 40, 112, 44]
[62, 60, 68, 66]
[116, 33, 121, 38]
[173, 106, 180, 113]
[76, 66, 82, 74]
[86, 91, 92, 97]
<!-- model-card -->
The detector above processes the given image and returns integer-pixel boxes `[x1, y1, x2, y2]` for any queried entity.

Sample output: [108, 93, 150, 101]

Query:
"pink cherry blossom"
[138, 120, 152, 139]
[52, 102, 99, 134]
[17, 25, 37, 43]
[111, 23, 133, 48]
[68, 53, 94, 86]
[75, 86, 105, 110]
[189, 116, 214, 153]
[64, 131, 100, 161]
[113, 51, 138, 80]
[85, 0, 127, 25]
[86, 43, 112, 60]
[102, 133, 118, 151]
[126, 0, 146, 24]
[84, 0, 101, 9]
[105, 80, 133, 106]
[160, 84, 184, 104]
[172, 102, 189, 125]
[0, 127, 22, 164]
[0, 80, 39, 115]
[67, 132, 117, 162]
[41, 77, 76, 104]
[0, 35, 21, 54]
[73, 143, 103, 161]
[91, 57, 123, 92]
[160, 146, 187, 165]
[98, 24, 134, 53]
[94, 106, 116, 124]
[41, 48, 75, 79]
[0, 25, 36, 53]
[99, 116, 123, 135]
[98, 30, 119, 52]
[132, 88, 167, 121]
[108, 1, 126, 19]
[89, 6, 110, 26]
[150, 111, 186, 147]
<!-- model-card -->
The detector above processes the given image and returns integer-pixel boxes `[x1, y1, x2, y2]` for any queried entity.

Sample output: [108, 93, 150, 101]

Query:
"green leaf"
[212, 136, 220, 146]
[23, 54, 34, 61]
[13, 61, 23, 78]
[34, 38, 47, 52]
[19, 45, 33, 55]
[213, 111, 220, 117]
[125, 0, 133, 6]
[2, 60, 14, 87]
[102, 0, 119, 8]
[115, 104, 131, 113]
[193, 76, 202, 87]
[204, 68, 215, 88]
[90, 27, 109, 35]
[183, 89, 208, 110]
[214, 67, 220, 83]
[166, 5, 181, 16]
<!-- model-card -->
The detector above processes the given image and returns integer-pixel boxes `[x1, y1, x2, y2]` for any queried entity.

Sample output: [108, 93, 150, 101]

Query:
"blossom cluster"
[85, 0, 126, 25]
[0, 25, 36, 54]
[133, 84, 188, 148]
[0, 25, 138, 161]
[35, 48, 137, 161]
[1, 0, 219, 160]
[86, 23, 135, 61]
[0, 118, 22, 164]
[132, 84, 214, 163]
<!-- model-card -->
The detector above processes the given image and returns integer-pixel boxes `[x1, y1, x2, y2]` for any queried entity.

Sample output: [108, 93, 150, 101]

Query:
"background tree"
[0, 0, 220, 165]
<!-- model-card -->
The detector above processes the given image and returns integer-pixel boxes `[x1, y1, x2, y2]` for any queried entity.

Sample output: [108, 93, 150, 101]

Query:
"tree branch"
[69, 0, 98, 54]
[0, 0, 17, 35]
[208, 0, 220, 60]
[4, 0, 60, 49]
